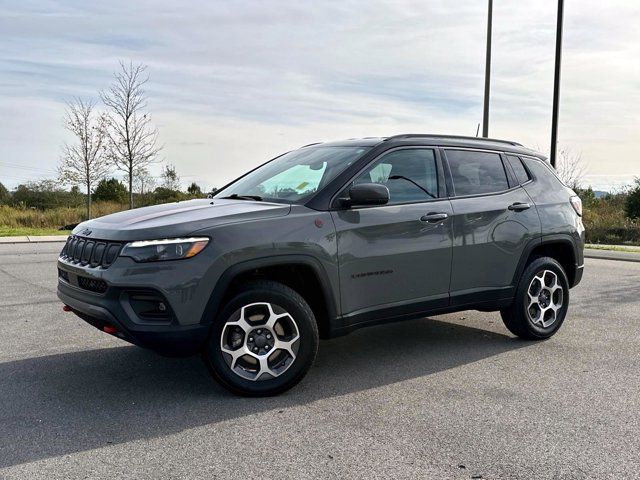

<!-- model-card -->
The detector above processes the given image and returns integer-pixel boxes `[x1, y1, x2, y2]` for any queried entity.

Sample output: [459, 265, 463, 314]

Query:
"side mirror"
[342, 183, 389, 207]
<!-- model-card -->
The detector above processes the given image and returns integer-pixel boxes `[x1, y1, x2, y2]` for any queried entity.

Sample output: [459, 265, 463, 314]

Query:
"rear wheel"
[500, 256, 570, 340]
[203, 280, 318, 396]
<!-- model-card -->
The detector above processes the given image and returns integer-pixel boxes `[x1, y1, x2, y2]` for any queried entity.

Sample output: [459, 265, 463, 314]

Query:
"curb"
[585, 243, 640, 253]
[0, 235, 68, 244]
[584, 249, 640, 263]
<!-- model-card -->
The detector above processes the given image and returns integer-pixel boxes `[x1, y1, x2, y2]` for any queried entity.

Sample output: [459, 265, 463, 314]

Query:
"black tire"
[203, 280, 318, 396]
[500, 256, 570, 340]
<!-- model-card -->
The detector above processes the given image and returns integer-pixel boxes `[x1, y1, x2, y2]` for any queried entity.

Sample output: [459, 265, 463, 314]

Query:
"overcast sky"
[0, 0, 638, 192]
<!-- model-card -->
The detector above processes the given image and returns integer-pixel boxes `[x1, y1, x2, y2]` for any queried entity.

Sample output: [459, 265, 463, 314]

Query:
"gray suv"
[57, 134, 585, 396]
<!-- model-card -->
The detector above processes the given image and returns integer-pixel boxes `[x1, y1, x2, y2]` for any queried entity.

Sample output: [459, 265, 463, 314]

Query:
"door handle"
[508, 202, 531, 211]
[420, 212, 448, 222]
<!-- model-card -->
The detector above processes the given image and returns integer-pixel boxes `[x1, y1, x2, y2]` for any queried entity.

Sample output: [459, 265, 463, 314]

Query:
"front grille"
[58, 267, 109, 294]
[77, 276, 108, 294]
[60, 235, 123, 269]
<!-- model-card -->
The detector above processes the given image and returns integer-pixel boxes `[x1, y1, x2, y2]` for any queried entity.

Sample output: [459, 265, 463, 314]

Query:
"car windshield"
[214, 146, 370, 204]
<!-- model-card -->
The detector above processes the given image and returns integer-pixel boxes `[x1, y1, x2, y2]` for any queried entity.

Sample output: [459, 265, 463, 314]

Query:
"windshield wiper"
[388, 175, 436, 199]
[220, 193, 263, 201]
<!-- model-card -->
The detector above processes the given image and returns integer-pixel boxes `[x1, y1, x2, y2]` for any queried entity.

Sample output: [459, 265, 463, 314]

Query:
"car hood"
[72, 199, 291, 241]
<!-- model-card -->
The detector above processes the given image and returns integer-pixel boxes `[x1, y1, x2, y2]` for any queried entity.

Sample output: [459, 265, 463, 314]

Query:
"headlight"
[120, 237, 209, 262]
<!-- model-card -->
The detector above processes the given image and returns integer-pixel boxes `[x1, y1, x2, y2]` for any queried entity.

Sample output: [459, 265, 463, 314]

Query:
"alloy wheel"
[220, 302, 300, 381]
[526, 270, 564, 328]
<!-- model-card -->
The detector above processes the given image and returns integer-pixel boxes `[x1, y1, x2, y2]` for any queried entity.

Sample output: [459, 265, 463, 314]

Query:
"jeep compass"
[57, 134, 585, 396]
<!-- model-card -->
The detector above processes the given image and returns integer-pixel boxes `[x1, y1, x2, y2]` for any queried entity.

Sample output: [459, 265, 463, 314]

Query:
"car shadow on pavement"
[0, 317, 530, 468]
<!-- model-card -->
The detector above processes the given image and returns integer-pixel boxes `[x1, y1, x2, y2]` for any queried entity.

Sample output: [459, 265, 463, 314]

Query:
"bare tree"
[556, 148, 586, 190]
[102, 61, 161, 208]
[124, 167, 157, 195]
[135, 167, 157, 195]
[58, 98, 110, 219]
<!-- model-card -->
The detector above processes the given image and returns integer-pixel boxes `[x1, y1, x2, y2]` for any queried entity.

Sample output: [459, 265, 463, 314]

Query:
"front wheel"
[203, 280, 319, 396]
[500, 256, 570, 340]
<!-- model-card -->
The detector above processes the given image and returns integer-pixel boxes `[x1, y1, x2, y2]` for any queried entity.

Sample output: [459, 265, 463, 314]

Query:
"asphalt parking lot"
[0, 243, 638, 479]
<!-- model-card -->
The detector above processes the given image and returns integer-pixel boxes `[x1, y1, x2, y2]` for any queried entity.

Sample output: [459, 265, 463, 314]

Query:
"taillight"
[570, 195, 582, 216]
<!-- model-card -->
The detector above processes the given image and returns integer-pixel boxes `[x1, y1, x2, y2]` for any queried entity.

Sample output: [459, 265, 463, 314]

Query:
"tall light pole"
[550, 0, 564, 167]
[482, 0, 493, 138]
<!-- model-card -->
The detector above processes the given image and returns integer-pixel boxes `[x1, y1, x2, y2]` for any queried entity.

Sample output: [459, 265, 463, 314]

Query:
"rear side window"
[445, 150, 509, 196]
[506, 155, 531, 184]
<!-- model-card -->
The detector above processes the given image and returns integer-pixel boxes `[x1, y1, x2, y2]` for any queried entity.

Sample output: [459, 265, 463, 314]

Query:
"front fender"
[198, 254, 339, 326]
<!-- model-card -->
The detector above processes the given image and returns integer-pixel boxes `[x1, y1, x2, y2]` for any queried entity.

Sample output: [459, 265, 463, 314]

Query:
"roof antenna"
[475, 123, 480, 137]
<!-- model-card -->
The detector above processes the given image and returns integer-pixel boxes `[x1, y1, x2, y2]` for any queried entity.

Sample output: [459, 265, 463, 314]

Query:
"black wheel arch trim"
[199, 254, 339, 326]
[512, 234, 582, 288]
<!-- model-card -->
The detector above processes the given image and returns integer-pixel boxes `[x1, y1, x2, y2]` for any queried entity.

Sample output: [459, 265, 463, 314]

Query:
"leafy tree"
[0, 181, 10, 204]
[187, 182, 202, 196]
[92, 178, 128, 203]
[161, 165, 181, 191]
[625, 178, 640, 219]
[576, 187, 597, 209]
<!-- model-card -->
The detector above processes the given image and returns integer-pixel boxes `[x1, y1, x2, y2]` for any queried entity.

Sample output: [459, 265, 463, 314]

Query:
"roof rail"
[384, 134, 523, 147]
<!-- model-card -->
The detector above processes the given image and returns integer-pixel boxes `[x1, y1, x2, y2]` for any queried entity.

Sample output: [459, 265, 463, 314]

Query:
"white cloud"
[0, 0, 638, 190]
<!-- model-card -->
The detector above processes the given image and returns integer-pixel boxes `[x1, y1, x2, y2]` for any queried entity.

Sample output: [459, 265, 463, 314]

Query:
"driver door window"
[352, 149, 438, 205]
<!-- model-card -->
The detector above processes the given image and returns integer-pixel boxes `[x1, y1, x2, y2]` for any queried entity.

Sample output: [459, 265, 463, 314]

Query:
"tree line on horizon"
[0, 168, 211, 212]
[5, 60, 214, 219]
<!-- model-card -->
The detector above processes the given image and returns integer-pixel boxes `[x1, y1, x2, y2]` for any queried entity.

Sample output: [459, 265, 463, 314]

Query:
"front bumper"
[58, 281, 208, 356]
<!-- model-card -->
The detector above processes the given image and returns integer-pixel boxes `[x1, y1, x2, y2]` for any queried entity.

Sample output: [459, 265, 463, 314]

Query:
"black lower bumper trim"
[57, 287, 209, 357]
[572, 263, 584, 288]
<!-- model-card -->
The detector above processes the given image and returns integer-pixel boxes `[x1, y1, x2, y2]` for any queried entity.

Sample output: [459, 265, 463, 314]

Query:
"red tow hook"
[62, 305, 72, 312]
[103, 325, 118, 335]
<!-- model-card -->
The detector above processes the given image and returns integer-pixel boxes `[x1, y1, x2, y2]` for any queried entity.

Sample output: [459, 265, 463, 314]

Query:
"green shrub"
[583, 189, 640, 245]
[11, 180, 84, 210]
[187, 182, 203, 196]
[625, 178, 640, 220]
[0, 182, 10, 204]
[148, 187, 187, 204]
[93, 178, 128, 203]
[575, 187, 598, 209]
